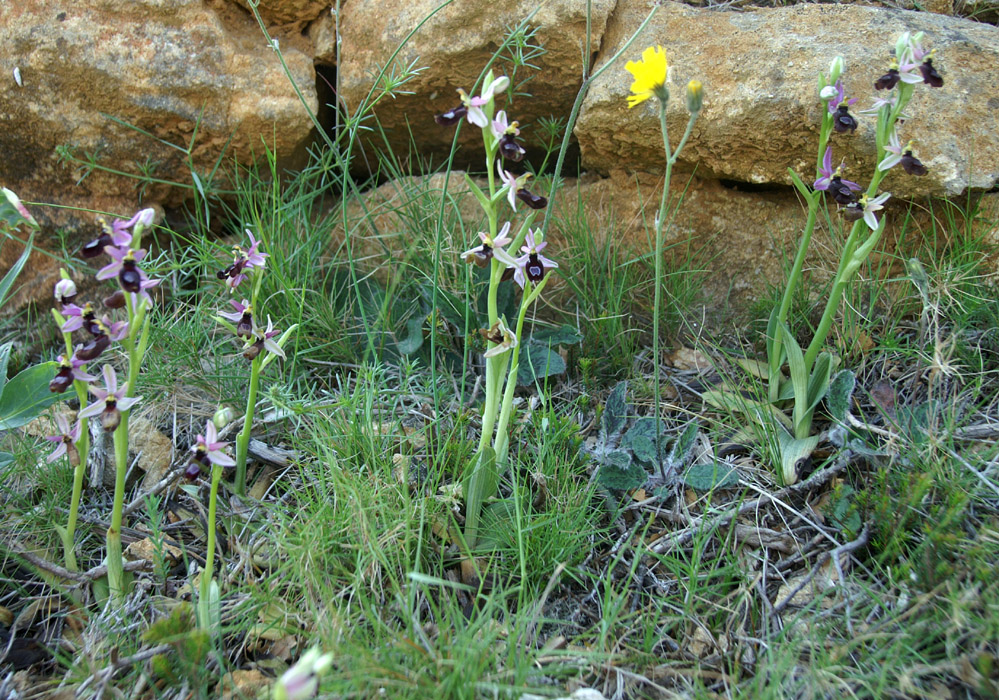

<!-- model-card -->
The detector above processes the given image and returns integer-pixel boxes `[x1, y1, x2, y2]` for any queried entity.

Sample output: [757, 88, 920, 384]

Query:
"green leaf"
[463, 172, 491, 211]
[776, 427, 819, 485]
[0, 361, 61, 431]
[826, 369, 856, 423]
[0, 342, 12, 395]
[0, 235, 33, 310]
[598, 461, 647, 491]
[260, 323, 299, 372]
[396, 316, 425, 355]
[628, 434, 657, 464]
[669, 423, 699, 467]
[779, 324, 812, 438]
[601, 381, 628, 438]
[462, 447, 498, 549]
[804, 351, 834, 417]
[516, 343, 565, 386]
[621, 417, 665, 462]
[766, 306, 785, 403]
[702, 388, 794, 433]
[0, 451, 13, 470]
[787, 166, 816, 202]
[683, 462, 740, 491]
[599, 449, 633, 470]
[529, 325, 583, 347]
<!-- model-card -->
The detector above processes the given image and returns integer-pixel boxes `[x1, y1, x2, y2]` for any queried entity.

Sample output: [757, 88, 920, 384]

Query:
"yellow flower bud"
[685, 80, 704, 114]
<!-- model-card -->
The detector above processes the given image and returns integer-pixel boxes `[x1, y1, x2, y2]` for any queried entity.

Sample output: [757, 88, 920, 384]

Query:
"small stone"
[124, 537, 182, 564]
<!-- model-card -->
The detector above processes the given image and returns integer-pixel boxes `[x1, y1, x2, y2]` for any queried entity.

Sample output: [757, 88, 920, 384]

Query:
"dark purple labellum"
[500, 266, 516, 283]
[841, 203, 865, 222]
[75, 333, 111, 362]
[119, 262, 142, 293]
[919, 59, 943, 88]
[464, 245, 492, 268]
[184, 461, 203, 481]
[901, 151, 927, 176]
[216, 265, 234, 281]
[525, 253, 545, 283]
[874, 69, 900, 91]
[81, 234, 112, 258]
[104, 290, 127, 309]
[829, 178, 858, 206]
[499, 135, 525, 162]
[243, 340, 264, 361]
[50, 367, 74, 393]
[435, 105, 467, 126]
[516, 189, 548, 210]
[100, 404, 121, 432]
[833, 105, 857, 134]
[236, 312, 254, 339]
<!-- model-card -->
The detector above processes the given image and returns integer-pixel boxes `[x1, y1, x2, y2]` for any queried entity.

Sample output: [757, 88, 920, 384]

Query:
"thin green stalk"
[199, 462, 223, 628]
[804, 168, 886, 369]
[106, 413, 129, 604]
[56, 318, 90, 572]
[652, 101, 672, 457]
[234, 355, 263, 495]
[542, 3, 662, 235]
[63, 378, 90, 572]
[492, 278, 549, 465]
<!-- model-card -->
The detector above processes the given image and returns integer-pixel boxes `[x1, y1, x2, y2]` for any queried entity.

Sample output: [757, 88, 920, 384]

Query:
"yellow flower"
[625, 45, 669, 109]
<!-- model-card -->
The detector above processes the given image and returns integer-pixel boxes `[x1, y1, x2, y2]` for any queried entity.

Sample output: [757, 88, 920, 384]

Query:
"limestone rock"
[0, 0, 316, 309]
[336, 0, 616, 171]
[128, 417, 175, 489]
[577, 1, 999, 197]
[230, 0, 328, 28]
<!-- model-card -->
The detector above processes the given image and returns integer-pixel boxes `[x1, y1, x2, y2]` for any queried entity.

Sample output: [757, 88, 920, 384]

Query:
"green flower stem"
[492, 277, 549, 465]
[64, 376, 90, 573]
[803, 170, 886, 369]
[651, 102, 671, 458]
[106, 412, 130, 604]
[105, 290, 147, 605]
[55, 319, 90, 572]
[234, 354, 263, 496]
[801, 86, 903, 371]
[768, 118, 832, 401]
[199, 461, 223, 628]
[542, 2, 662, 234]
[776, 124, 830, 327]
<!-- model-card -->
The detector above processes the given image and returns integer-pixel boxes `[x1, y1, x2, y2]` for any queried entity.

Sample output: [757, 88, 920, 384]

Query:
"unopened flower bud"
[135, 207, 155, 230]
[54, 279, 77, 305]
[819, 85, 838, 102]
[2, 187, 39, 228]
[685, 80, 703, 114]
[895, 32, 911, 60]
[213, 406, 235, 430]
[827, 56, 844, 85]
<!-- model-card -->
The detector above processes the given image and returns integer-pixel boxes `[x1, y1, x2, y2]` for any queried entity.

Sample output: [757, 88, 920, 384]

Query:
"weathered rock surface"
[577, 1, 999, 197]
[0, 0, 316, 308]
[336, 0, 617, 170]
[230, 0, 327, 29]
